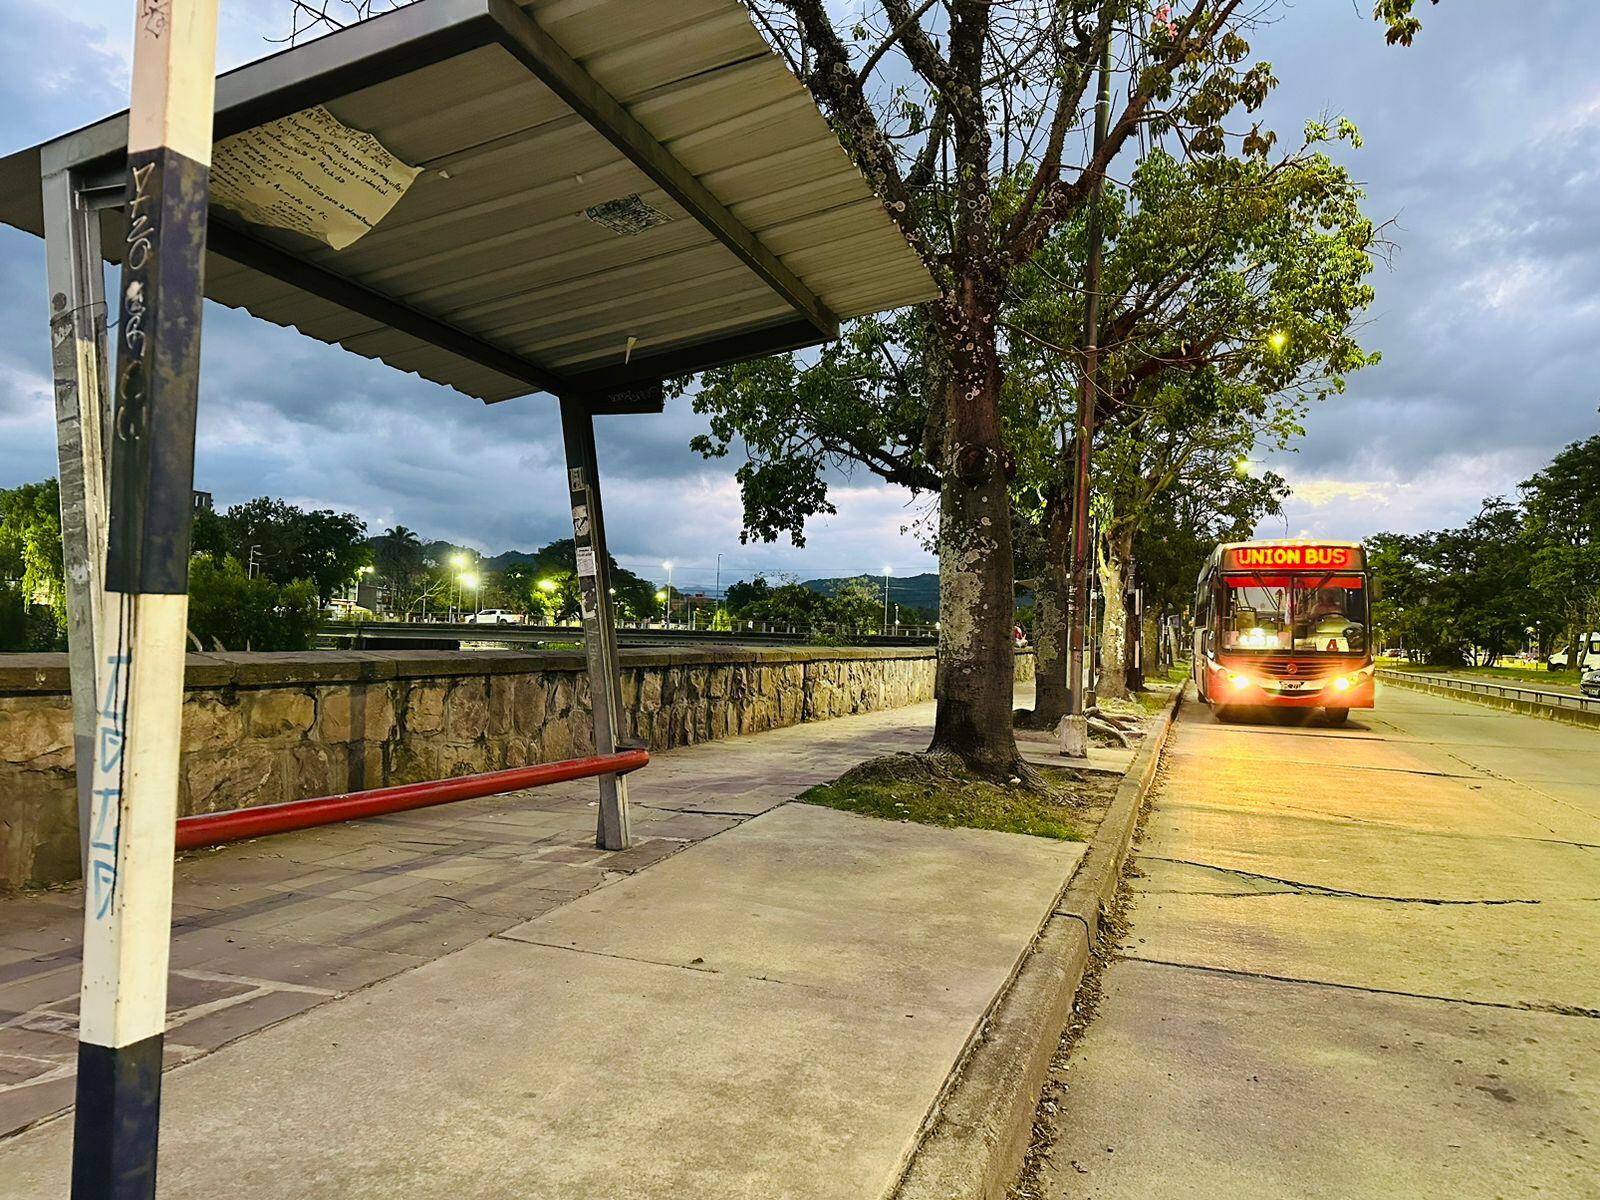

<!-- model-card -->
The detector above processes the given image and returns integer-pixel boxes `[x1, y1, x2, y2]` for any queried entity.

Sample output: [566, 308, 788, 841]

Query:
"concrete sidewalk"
[2, 692, 1091, 1197]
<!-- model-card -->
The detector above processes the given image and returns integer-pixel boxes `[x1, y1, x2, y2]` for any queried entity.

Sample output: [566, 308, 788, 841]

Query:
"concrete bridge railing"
[1, 647, 1033, 890]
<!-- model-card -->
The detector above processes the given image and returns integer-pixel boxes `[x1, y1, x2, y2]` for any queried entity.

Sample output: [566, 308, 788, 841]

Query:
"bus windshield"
[1222, 573, 1368, 654]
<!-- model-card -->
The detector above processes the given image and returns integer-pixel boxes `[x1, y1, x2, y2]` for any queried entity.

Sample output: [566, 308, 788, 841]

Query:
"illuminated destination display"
[1225, 545, 1363, 571]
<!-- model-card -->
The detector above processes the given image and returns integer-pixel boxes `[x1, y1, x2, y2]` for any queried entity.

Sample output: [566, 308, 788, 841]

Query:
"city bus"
[1192, 539, 1373, 725]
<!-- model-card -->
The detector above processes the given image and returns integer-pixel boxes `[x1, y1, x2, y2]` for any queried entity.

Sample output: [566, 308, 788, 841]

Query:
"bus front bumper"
[1209, 665, 1375, 708]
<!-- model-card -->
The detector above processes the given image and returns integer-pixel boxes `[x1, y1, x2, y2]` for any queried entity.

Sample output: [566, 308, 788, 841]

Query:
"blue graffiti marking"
[89, 652, 130, 922]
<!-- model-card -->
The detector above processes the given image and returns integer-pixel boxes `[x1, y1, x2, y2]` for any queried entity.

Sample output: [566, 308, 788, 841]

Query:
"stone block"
[513, 675, 547, 736]
[440, 742, 489, 778]
[0, 700, 72, 768]
[181, 693, 245, 753]
[186, 747, 279, 814]
[542, 718, 574, 763]
[244, 690, 315, 740]
[404, 684, 447, 735]
[0, 768, 77, 888]
[318, 686, 396, 744]
[447, 679, 490, 742]
[487, 676, 517, 737]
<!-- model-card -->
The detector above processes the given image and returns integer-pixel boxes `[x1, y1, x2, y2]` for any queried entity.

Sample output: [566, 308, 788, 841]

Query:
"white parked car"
[464, 609, 523, 625]
[1581, 667, 1600, 699]
[1548, 632, 1600, 671]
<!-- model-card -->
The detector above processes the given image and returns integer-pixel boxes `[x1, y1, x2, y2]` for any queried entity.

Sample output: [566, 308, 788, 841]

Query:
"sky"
[0, 0, 1595, 597]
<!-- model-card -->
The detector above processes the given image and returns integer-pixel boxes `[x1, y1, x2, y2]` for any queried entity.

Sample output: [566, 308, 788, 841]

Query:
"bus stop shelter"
[0, 0, 935, 1191]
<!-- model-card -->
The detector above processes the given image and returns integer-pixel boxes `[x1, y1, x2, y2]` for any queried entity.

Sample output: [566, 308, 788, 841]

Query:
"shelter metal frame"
[16, 3, 936, 1190]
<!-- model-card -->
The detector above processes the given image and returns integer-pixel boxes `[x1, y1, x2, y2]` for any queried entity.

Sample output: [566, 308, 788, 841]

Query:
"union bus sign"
[1225, 544, 1364, 571]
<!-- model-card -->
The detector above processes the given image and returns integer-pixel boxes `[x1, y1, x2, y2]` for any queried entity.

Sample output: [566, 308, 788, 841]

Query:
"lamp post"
[661, 560, 673, 628]
[882, 564, 892, 631]
[460, 572, 479, 620]
[450, 553, 467, 620]
[656, 589, 668, 626]
[537, 577, 557, 624]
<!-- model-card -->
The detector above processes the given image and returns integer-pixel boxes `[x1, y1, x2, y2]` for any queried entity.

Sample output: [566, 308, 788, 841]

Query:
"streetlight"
[882, 564, 892, 630]
[536, 577, 557, 624]
[460, 572, 479, 618]
[450, 553, 469, 619]
[655, 589, 668, 626]
[661, 560, 673, 627]
[1268, 330, 1287, 351]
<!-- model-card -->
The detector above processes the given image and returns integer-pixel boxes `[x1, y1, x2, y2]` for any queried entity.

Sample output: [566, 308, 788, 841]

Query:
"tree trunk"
[928, 289, 1025, 777]
[1025, 483, 1071, 727]
[1096, 525, 1135, 701]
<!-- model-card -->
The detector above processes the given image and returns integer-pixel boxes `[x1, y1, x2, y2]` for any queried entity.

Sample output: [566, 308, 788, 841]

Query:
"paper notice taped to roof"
[210, 106, 421, 250]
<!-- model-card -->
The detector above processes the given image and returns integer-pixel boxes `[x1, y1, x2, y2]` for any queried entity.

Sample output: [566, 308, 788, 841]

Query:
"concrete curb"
[891, 685, 1185, 1200]
[1380, 670, 1600, 730]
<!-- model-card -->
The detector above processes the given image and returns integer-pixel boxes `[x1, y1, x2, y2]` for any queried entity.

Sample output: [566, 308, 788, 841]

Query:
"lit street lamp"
[661, 560, 673, 628]
[460, 572, 480, 618]
[655, 589, 668, 626]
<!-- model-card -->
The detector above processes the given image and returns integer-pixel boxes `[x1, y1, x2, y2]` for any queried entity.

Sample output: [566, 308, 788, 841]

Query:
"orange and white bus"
[1192, 539, 1373, 725]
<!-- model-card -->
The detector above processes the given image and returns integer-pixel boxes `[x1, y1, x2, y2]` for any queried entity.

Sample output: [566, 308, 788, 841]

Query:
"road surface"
[1033, 683, 1598, 1199]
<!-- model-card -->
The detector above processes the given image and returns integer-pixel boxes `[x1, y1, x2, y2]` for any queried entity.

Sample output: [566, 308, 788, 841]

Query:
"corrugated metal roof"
[0, 0, 938, 405]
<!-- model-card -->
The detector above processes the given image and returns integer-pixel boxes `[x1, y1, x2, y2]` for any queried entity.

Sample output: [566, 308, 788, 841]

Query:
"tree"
[0, 479, 67, 650]
[701, 1, 1292, 776]
[1368, 501, 1540, 666]
[215, 497, 368, 605]
[725, 576, 773, 614]
[499, 539, 657, 623]
[372, 525, 426, 615]
[1007, 137, 1377, 703]
[186, 556, 322, 651]
[1520, 425, 1600, 654]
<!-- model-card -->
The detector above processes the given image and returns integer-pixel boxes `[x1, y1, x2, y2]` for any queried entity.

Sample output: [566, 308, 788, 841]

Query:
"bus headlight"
[1333, 676, 1351, 692]
[1229, 672, 1251, 691]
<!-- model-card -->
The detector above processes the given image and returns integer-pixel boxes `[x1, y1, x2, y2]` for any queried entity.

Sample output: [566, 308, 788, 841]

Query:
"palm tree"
[371, 525, 424, 615]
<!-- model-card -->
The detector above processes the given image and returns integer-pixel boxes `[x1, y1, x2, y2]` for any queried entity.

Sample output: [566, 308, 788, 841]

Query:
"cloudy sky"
[0, 1, 1594, 596]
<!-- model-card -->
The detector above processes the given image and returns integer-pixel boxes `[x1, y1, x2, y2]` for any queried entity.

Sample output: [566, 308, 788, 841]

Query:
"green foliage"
[1370, 422, 1599, 665]
[186, 556, 321, 652]
[1375, 0, 1440, 47]
[499, 539, 657, 622]
[689, 309, 940, 547]
[0, 479, 66, 650]
[201, 496, 368, 604]
[726, 576, 883, 637]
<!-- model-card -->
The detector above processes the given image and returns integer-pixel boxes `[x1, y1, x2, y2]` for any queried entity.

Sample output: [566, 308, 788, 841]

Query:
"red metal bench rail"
[174, 750, 650, 850]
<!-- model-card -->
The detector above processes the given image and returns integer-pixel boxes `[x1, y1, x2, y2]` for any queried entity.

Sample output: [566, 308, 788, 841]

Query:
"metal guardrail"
[1380, 669, 1600, 716]
[318, 621, 939, 650]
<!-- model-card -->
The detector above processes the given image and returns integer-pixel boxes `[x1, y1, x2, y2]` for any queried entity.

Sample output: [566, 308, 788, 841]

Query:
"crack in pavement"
[1145, 856, 1547, 906]
[1119, 955, 1600, 1019]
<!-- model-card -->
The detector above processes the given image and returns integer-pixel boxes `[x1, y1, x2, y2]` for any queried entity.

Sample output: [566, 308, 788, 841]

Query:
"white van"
[1549, 632, 1600, 671]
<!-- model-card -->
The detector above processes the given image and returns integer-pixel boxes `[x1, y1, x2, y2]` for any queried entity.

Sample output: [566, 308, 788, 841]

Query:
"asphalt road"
[1034, 683, 1599, 1199]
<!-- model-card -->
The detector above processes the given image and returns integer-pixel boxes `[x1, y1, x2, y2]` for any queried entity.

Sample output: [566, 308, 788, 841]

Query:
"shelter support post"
[559, 395, 632, 851]
[70, 3, 219, 1197]
[42, 168, 113, 871]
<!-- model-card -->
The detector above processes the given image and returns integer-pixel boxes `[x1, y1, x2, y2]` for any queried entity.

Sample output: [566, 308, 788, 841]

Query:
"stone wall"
[1, 647, 1033, 890]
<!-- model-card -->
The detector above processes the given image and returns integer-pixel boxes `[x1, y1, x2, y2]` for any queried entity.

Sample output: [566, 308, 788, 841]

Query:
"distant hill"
[802, 572, 940, 616]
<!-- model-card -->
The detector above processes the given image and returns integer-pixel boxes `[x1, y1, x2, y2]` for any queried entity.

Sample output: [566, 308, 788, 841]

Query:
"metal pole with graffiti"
[73, 2, 218, 1196]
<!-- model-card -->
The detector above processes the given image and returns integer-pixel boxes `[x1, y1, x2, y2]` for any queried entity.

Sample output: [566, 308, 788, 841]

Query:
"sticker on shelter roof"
[210, 106, 421, 250]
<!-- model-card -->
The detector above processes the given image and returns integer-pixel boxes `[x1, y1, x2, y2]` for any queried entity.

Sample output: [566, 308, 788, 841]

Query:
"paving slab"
[1039, 959, 1600, 1200]
[0, 805, 1084, 1199]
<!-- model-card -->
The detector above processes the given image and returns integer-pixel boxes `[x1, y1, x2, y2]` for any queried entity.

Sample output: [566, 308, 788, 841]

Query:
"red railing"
[174, 750, 650, 850]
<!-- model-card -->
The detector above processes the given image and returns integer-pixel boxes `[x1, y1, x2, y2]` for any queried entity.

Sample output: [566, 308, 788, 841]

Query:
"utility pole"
[73, 2, 219, 1196]
[1063, 3, 1114, 758]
